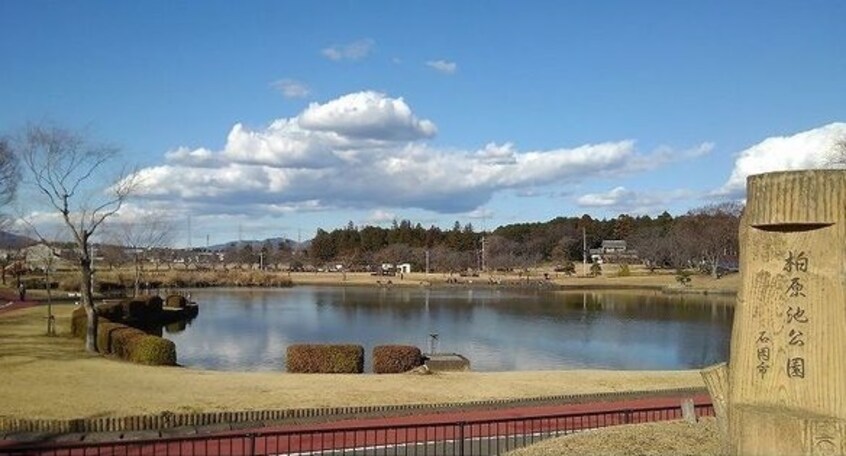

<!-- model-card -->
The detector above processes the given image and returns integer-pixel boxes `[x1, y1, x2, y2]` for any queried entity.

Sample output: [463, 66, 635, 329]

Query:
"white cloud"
[164, 147, 219, 167]
[576, 187, 696, 214]
[321, 39, 375, 61]
[476, 143, 517, 165]
[717, 122, 846, 197]
[425, 60, 457, 75]
[299, 91, 437, 141]
[577, 187, 635, 207]
[465, 208, 494, 220]
[271, 79, 310, 99]
[129, 91, 708, 218]
[365, 210, 397, 225]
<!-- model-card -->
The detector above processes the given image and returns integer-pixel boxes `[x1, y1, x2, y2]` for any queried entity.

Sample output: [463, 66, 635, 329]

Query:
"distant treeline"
[305, 202, 743, 277]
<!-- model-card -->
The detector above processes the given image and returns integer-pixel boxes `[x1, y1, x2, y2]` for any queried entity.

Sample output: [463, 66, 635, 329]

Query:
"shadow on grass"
[0, 304, 94, 363]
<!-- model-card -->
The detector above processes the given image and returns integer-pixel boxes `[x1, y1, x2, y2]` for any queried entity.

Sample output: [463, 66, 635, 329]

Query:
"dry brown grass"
[505, 418, 719, 456]
[0, 304, 705, 420]
[286, 269, 740, 293]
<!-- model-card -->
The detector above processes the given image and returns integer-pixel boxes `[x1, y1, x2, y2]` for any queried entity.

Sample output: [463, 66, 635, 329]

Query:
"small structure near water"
[424, 353, 471, 372]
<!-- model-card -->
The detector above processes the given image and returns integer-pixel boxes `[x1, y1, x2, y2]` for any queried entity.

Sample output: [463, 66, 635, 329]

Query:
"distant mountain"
[0, 231, 36, 249]
[204, 237, 305, 252]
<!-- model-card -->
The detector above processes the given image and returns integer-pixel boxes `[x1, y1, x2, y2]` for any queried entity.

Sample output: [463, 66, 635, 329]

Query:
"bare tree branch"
[13, 123, 136, 353]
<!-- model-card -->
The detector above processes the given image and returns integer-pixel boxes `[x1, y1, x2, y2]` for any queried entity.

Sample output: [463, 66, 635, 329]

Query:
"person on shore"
[18, 282, 26, 301]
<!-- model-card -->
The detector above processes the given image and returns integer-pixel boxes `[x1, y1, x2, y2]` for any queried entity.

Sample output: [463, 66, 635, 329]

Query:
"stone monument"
[703, 169, 846, 455]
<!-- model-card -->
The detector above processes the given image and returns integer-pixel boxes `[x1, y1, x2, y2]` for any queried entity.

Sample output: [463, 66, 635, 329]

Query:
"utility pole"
[480, 235, 486, 272]
[425, 249, 430, 275]
[582, 226, 587, 277]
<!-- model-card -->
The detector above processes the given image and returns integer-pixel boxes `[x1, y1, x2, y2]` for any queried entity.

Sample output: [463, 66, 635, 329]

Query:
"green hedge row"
[68, 302, 177, 366]
[286, 344, 364, 373]
[372, 345, 423, 374]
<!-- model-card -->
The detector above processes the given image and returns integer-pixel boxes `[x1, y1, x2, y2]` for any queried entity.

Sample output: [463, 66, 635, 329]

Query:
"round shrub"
[373, 345, 423, 374]
[286, 344, 364, 373]
[127, 335, 177, 366]
[96, 321, 125, 354]
[121, 296, 163, 320]
[97, 301, 125, 321]
[165, 294, 187, 308]
[70, 306, 88, 339]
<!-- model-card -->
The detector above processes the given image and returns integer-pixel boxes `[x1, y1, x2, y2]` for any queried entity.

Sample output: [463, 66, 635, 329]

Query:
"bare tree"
[0, 139, 20, 228]
[673, 202, 743, 278]
[16, 124, 136, 353]
[107, 216, 174, 297]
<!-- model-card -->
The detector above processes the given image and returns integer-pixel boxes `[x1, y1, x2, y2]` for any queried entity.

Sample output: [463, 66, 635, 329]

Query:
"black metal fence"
[1, 403, 714, 456]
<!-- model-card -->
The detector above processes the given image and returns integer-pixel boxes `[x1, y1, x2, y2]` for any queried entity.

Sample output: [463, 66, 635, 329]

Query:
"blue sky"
[2, 1, 845, 246]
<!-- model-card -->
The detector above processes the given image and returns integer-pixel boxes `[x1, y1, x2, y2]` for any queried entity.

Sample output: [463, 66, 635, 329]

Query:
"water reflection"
[164, 286, 734, 372]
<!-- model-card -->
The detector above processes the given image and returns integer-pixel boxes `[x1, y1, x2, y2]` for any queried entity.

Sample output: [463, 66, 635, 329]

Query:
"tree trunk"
[133, 254, 141, 297]
[79, 256, 98, 353]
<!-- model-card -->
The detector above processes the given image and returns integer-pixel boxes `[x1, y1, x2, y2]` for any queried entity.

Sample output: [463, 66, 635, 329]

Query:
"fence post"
[681, 398, 697, 424]
[247, 433, 255, 456]
[458, 421, 465, 456]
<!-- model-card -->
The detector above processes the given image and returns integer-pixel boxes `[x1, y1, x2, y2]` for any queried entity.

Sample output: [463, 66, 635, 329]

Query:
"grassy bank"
[0, 304, 705, 420]
[286, 268, 740, 294]
[505, 418, 719, 456]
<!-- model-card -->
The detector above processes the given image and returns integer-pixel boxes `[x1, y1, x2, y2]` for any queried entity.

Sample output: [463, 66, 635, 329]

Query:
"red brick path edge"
[215, 392, 713, 437]
[0, 393, 713, 454]
[0, 388, 709, 437]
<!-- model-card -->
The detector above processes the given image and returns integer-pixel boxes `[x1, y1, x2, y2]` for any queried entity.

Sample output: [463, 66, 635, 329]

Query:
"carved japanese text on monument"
[784, 250, 809, 379]
[755, 330, 772, 378]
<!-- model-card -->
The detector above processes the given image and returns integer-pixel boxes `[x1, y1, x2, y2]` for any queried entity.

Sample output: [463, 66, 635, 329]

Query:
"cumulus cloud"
[476, 143, 517, 165]
[717, 122, 846, 197]
[321, 39, 375, 61]
[164, 147, 219, 167]
[577, 187, 635, 207]
[129, 91, 708, 217]
[271, 79, 310, 98]
[576, 187, 696, 213]
[299, 91, 437, 140]
[426, 60, 457, 75]
[365, 210, 397, 225]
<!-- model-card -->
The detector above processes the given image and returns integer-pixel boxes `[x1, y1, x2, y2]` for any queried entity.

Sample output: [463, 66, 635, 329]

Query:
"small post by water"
[428, 333, 439, 354]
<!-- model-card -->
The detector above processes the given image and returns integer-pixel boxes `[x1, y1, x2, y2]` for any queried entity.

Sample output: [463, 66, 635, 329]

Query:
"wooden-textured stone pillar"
[727, 169, 846, 455]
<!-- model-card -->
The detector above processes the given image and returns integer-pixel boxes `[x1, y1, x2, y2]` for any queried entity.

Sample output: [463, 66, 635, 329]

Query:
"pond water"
[163, 286, 734, 372]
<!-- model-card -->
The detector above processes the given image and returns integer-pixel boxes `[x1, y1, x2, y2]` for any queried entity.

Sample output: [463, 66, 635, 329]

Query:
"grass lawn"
[505, 418, 719, 456]
[0, 303, 705, 420]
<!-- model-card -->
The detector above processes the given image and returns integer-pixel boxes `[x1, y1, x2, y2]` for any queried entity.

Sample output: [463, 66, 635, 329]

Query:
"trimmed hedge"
[373, 345, 423, 374]
[127, 335, 177, 365]
[70, 306, 88, 339]
[165, 295, 188, 308]
[286, 344, 364, 373]
[68, 300, 177, 366]
[122, 296, 163, 320]
[97, 301, 125, 321]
